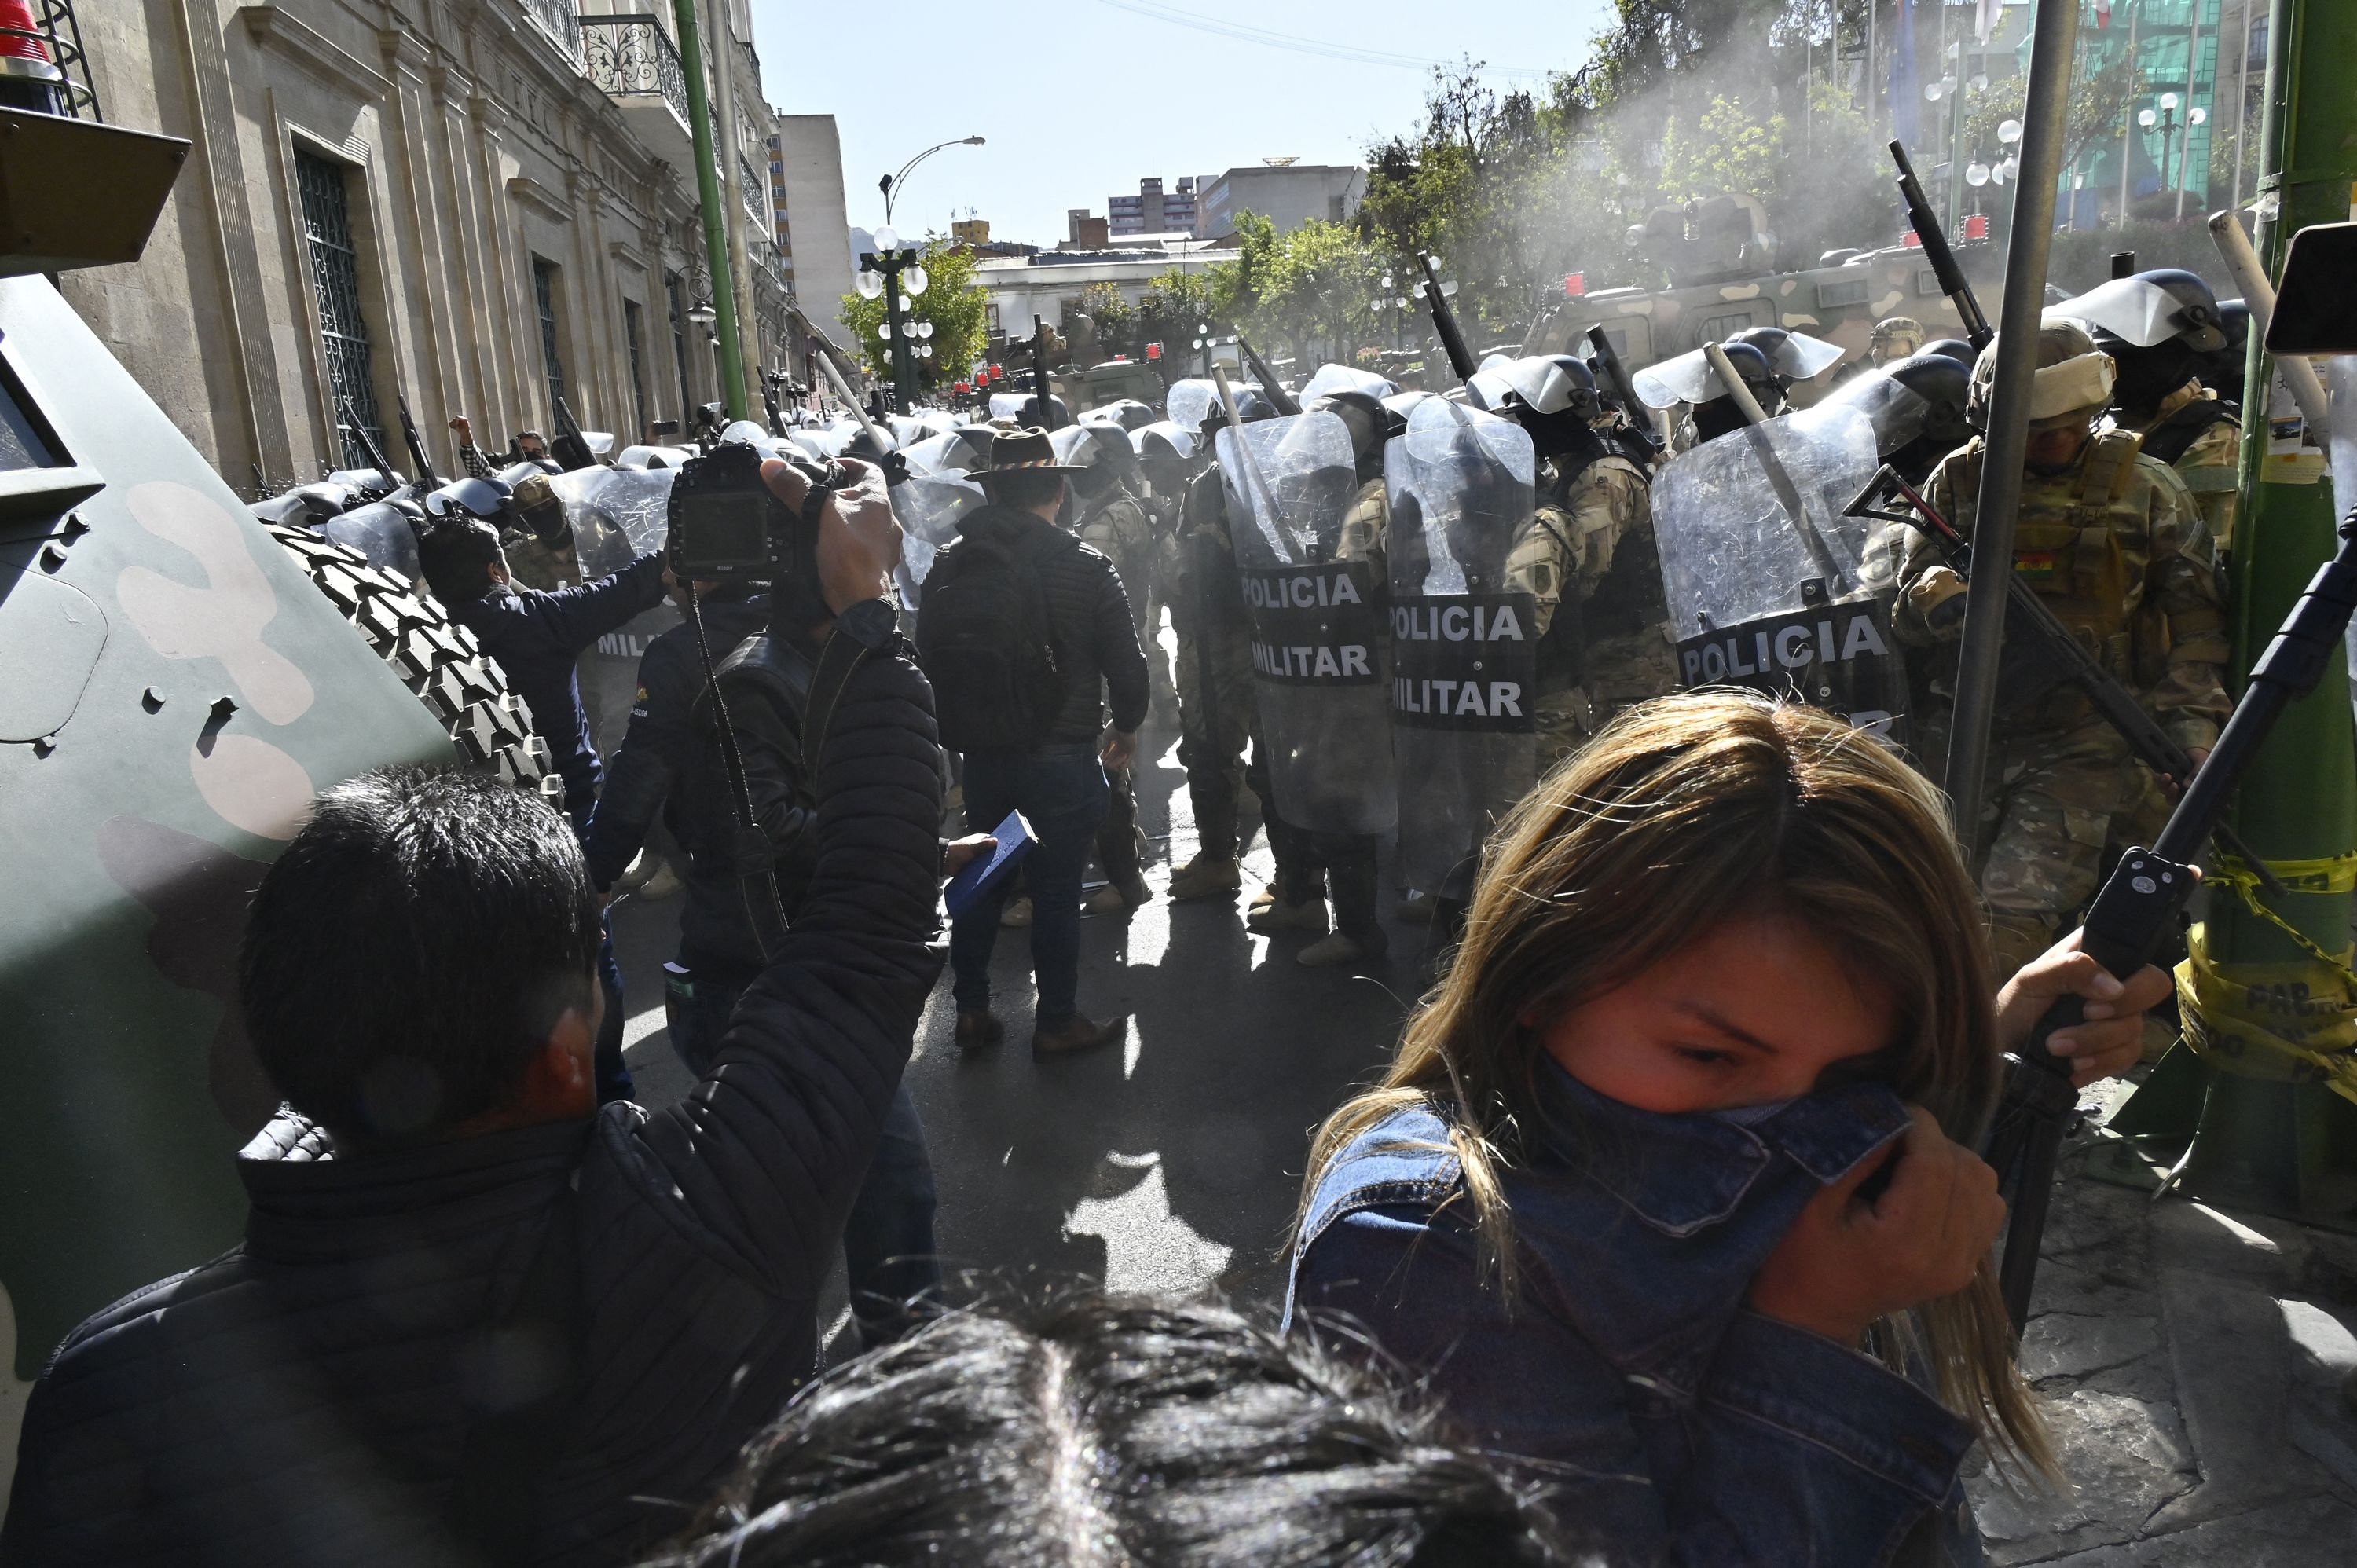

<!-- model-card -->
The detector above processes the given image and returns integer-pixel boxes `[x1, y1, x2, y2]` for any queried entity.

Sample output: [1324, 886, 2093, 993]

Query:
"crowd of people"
[0, 265, 2249, 1566]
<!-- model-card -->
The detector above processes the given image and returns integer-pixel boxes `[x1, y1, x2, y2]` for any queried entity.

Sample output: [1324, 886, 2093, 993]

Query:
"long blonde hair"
[1301, 690, 2051, 1474]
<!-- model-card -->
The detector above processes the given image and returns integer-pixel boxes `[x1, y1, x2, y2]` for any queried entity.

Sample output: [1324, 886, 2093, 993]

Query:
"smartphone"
[944, 810, 1038, 920]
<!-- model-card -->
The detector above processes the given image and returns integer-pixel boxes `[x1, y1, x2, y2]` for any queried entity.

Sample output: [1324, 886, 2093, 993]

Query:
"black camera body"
[667, 441, 844, 588]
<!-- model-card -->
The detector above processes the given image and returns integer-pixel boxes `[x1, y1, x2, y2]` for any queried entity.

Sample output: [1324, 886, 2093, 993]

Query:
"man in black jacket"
[583, 576, 941, 1347]
[929, 429, 1149, 1059]
[1, 462, 943, 1567]
[419, 514, 671, 1104]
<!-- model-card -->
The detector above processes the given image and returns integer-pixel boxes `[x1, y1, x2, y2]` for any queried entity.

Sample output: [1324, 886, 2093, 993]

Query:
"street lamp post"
[856, 233, 932, 416]
[860, 136, 984, 415]
[2139, 93, 2181, 213]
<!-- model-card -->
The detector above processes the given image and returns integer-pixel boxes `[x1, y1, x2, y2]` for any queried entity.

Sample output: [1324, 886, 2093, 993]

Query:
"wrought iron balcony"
[581, 14, 688, 130]
[519, 0, 584, 62]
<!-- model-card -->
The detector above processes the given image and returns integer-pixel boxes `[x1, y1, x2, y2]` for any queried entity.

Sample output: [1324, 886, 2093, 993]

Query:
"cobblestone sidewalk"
[1965, 1087, 2357, 1564]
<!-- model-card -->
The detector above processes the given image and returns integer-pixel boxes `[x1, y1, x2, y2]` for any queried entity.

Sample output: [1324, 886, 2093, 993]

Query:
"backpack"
[916, 521, 1069, 751]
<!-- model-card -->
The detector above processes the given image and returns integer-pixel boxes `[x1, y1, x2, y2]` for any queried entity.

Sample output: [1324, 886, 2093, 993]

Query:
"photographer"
[1, 463, 945, 1566]
[419, 504, 670, 1102]
[585, 471, 942, 1346]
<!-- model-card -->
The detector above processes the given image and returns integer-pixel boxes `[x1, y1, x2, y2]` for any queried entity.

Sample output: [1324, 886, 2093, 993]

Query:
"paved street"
[611, 676, 1428, 1327]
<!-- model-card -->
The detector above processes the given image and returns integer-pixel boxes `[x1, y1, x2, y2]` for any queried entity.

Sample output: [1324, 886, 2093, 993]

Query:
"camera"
[666, 439, 847, 586]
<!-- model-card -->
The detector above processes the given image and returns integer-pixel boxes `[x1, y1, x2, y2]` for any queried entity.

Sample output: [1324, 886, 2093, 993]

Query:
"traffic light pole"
[2105, 0, 2357, 1218]
[671, 0, 749, 421]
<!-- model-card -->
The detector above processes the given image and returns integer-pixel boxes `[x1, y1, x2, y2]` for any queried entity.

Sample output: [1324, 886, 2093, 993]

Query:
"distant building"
[766, 113, 855, 368]
[972, 236, 1226, 342]
[953, 218, 992, 246]
[1065, 211, 1111, 249]
[1108, 176, 1198, 236]
[1195, 163, 1365, 240]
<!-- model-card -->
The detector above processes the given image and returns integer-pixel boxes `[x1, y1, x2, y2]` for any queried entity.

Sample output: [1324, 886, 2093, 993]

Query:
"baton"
[1212, 365, 1300, 566]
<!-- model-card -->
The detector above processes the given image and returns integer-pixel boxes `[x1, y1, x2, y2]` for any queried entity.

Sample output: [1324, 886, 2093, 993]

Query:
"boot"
[1248, 898, 1329, 935]
[1299, 929, 1387, 968]
[1082, 883, 1132, 915]
[1168, 855, 1241, 900]
[1032, 1012, 1127, 1060]
[1000, 896, 1033, 928]
[955, 1011, 1003, 1053]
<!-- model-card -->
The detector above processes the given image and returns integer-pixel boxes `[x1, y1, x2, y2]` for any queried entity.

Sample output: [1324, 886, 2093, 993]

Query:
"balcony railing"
[581, 15, 687, 128]
[519, 0, 584, 61]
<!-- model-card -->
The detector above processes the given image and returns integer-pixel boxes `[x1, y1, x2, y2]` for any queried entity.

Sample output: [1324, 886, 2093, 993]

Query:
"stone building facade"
[64, 0, 794, 492]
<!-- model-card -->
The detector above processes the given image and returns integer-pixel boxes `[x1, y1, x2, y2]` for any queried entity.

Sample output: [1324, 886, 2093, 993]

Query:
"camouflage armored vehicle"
[0, 105, 551, 1496]
[1526, 192, 2007, 398]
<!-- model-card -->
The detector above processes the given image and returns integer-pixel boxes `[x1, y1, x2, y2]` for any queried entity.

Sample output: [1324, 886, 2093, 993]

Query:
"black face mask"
[2110, 339, 2197, 415]
[1692, 397, 1749, 443]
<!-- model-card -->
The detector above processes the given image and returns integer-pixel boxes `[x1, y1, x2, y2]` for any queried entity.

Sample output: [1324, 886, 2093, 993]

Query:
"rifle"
[1846, 463, 2282, 897]
[335, 396, 400, 485]
[551, 394, 596, 471]
[1414, 251, 1477, 382]
[1964, 508, 2357, 1330]
[396, 394, 440, 486]
[1585, 325, 1662, 463]
[1889, 141, 1993, 353]
[1231, 331, 1300, 416]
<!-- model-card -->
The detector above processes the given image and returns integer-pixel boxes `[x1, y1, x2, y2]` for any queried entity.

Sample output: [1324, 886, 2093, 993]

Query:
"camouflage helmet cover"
[1967, 319, 2117, 433]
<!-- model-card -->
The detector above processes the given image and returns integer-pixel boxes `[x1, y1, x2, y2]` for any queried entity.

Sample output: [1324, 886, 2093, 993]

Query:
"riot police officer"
[1635, 340, 1782, 449]
[582, 557, 943, 1349]
[2052, 268, 2243, 551]
[1256, 383, 1395, 966]
[1493, 358, 1673, 768]
[1819, 351, 1974, 488]
[1053, 423, 1156, 914]
[1892, 321, 2231, 978]
[1166, 385, 1277, 900]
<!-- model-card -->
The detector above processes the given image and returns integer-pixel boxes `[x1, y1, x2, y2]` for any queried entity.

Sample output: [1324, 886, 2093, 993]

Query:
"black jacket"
[947, 504, 1149, 746]
[585, 592, 821, 978]
[0, 635, 945, 1567]
[454, 552, 670, 815]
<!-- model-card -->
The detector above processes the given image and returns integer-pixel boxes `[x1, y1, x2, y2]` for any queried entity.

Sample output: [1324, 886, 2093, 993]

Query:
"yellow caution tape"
[2175, 850, 2357, 1105]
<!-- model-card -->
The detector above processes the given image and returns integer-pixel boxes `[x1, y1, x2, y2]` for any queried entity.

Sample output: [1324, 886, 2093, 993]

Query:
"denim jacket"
[1285, 1064, 1984, 1568]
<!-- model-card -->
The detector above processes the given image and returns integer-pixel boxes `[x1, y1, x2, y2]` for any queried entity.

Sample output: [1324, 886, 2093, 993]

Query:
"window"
[294, 148, 384, 469]
[532, 257, 567, 416]
[1693, 308, 1765, 345]
[623, 299, 650, 441]
[666, 270, 696, 418]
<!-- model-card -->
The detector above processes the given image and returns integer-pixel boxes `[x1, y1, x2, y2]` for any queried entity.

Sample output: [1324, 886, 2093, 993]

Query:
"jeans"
[665, 965, 941, 1346]
[951, 746, 1109, 1024]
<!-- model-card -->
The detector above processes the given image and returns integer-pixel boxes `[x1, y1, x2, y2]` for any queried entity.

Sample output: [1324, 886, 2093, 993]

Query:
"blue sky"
[751, 0, 1618, 248]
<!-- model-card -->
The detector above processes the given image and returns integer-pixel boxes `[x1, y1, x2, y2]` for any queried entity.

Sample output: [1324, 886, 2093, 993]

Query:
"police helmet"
[1921, 338, 1976, 367]
[1305, 388, 1389, 464]
[2051, 268, 2229, 353]
[1727, 326, 1845, 385]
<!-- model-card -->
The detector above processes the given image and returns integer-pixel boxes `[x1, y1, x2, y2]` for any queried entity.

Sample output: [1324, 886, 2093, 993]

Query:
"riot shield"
[322, 500, 422, 582]
[1816, 370, 1936, 459]
[891, 469, 985, 607]
[555, 463, 676, 579]
[906, 428, 992, 474]
[1165, 378, 1261, 438]
[1383, 400, 1539, 892]
[1299, 363, 1397, 400]
[1651, 403, 1909, 739]
[1050, 422, 1142, 491]
[1214, 408, 1396, 835]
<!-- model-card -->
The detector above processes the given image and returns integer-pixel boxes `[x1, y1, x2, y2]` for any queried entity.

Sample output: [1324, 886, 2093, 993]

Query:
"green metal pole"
[670, 0, 749, 421]
[2167, 0, 2357, 1215]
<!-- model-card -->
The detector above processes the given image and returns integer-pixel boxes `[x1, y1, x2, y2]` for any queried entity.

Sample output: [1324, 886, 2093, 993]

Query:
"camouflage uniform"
[1508, 454, 1676, 768]
[2114, 379, 2242, 553]
[1169, 465, 1259, 863]
[1897, 429, 2231, 976]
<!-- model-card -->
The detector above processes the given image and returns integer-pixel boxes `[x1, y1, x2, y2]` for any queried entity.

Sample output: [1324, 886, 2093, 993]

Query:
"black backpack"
[916, 522, 1068, 751]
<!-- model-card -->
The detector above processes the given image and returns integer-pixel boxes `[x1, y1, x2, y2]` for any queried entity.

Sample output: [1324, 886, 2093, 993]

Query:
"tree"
[837, 237, 990, 392]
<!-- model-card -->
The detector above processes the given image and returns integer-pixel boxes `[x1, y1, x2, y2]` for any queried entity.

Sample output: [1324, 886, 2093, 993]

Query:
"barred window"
[293, 148, 383, 469]
[533, 257, 567, 416]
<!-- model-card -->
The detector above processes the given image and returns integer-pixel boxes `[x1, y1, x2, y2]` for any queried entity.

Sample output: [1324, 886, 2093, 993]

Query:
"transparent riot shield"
[1384, 401, 1539, 892]
[1651, 403, 1909, 739]
[322, 500, 422, 582]
[557, 463, 676, 579]
[1214, 408, 1396, 835]
[891, 469, 985, 607]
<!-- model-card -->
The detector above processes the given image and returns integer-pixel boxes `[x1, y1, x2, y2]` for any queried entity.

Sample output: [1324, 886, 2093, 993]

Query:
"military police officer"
[1893, 321, 2231, 978]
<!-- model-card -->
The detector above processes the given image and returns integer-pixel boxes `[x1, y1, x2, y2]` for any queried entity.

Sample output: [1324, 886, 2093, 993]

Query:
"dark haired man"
[2, 463, 947, 1566]
[919, 427, 1147, 1059]
[417, 512, 669, 1101]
